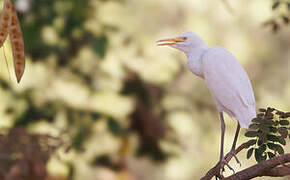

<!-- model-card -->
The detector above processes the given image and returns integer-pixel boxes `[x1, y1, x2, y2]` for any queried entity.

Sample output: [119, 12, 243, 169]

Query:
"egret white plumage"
[157, 31, 256, 171]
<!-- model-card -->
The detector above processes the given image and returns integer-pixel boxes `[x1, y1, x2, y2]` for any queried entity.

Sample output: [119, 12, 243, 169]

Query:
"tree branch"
[264, 164, 290, 177]
[201, 143, 290, 180]
[224, 153, 290, 180]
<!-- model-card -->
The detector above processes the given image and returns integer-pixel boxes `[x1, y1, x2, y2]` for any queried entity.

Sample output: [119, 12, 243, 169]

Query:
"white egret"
[157, 31, 256, 171]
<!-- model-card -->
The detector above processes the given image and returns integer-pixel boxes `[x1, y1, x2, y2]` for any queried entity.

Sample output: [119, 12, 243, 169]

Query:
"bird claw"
[214, 150, 241, 179]
[215, 175, 223, 180]
[220, 158, 235, 174]
[233, 153, 241, 167]
[225, 149, 242, 167]
[214, 170, 224, 180]
[214, 158, 235, 179]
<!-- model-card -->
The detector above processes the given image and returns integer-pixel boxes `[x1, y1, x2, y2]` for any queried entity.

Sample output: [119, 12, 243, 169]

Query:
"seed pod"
[8, 0, 25, 83]
[0, 0, 12, 47]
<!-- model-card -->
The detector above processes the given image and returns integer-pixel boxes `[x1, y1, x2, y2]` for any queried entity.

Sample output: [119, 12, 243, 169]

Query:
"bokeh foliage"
[0, 0, 289, 179]
[264, 0, 290, 32]
[1, 0, 172, 179]
[0, 127, 65, 179]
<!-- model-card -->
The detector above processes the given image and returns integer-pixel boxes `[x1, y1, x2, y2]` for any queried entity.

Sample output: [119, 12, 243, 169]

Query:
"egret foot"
[213, 162, 224, 180]
[213, 157, 235, 179]
[225, 149, 241, 167]
[219, 158, 235, 174]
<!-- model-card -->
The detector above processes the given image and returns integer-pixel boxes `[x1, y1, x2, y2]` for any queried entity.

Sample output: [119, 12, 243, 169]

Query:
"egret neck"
[186, 45, 208, 78]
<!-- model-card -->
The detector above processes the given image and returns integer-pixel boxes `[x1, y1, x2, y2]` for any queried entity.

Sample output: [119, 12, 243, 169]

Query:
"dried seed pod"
[8, 0, 25, 83]
[0, 0, 12, 47]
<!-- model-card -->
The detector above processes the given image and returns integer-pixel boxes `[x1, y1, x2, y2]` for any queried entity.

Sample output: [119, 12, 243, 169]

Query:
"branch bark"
[264, 165, 290, 177]
[201, 143, 290, 180]
[224, 153, 290, 180]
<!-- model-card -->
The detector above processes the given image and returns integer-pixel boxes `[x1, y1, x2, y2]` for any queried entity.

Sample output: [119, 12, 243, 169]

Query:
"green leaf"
[272, 2, 280, 10]
[245, 131, 258, 137]
[257, 139, 263, 146]
[72, 125, 90, 150]
[259, 125, 270, 133]
[275, 111, 284, 116]
[267, 152, 275, 159]
[267, 143, 284, 154]
[245, 139, 257, 148]
[255, 148, 264, 163]
[258, 133, 267, 144]
[263, 119, 275, 126]
[267, 134, 280, 143]
[107, 118, 123, 136]
[91, 35, 108, 59]
[278, 137, 286, 145]
[247, 148, 254, 159]
[281, 113, 289, 118]
[249, 123, 259, 130]
[269, 127, 278, 133]
[275, 144, 284, 154]
[267, 143, 276, 150]
[258, 144, 267, 153]
[278, 127, 288, 138]
[252, 117, 263, 123]
[279, 120, 289, 126]
[267, 107, 275, 112]
[265, 112, 274, 119]
[257, 113, 264, 118]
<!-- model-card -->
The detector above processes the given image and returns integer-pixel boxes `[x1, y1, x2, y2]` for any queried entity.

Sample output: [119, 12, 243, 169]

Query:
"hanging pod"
[8, 0, 25, 83]
[0, 0, 25, 83]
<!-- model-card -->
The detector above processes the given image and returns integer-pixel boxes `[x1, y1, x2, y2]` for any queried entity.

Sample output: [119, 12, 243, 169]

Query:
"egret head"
[157, 31, 206, 53]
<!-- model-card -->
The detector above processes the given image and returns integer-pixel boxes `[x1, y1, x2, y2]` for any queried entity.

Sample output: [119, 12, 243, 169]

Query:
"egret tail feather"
[235, 107, 256, 128]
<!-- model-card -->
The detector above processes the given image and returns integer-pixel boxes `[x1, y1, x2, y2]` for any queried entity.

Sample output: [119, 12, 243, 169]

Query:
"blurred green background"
[0, 0, 289, 179]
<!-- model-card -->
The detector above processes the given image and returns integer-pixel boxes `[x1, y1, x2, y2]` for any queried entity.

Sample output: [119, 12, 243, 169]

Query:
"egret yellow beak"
[157, 37, 187, 46]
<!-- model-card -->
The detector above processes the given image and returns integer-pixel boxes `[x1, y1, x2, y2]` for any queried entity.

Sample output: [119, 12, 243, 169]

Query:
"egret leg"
[219, 112, 235, 174]
[219, 112, 225, 162]
[227, 123, 241, 166]
[231, 123, 240, 151]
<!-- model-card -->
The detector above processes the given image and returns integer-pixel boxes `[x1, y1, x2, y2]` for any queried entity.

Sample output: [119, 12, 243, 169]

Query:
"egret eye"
[181, 37, 187, 41]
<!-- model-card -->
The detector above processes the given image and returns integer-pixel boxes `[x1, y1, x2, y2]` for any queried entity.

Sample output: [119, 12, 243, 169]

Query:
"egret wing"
[202, 46, 255, 111]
